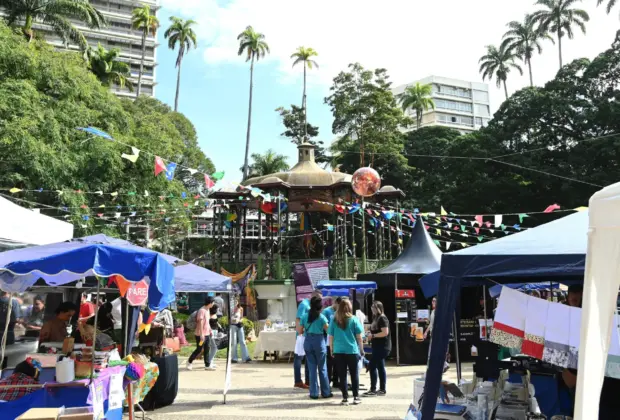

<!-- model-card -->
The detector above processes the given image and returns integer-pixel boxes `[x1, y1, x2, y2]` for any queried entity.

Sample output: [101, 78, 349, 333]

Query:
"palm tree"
[237, 25, 270, 181]
[291, 47, 319, 140]
[164, 17, 197, 112]
[1, 0, 106, 48]
[246, 150, 289, 178]
[598, 0, 619, 17]
[86, 43, 132, 91]
[531, 0, 589, 70]
[396, 83, 435, 129]
[131, 5, 159, 98]
[501, 15, 554, 87]
[479, 44, 523, 100]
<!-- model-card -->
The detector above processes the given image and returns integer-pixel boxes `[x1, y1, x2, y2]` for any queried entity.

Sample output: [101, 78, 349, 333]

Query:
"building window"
[474, 104, 490, 117]
[434, 99, 473, 113]
[473, 90, 489, 103]
[434, 84, 472, 99]
[436, 113, 473, 127]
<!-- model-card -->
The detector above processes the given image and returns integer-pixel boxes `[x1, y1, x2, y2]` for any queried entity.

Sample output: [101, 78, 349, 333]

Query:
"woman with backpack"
[297, 295, 331, 399]
[329, 299, 364, 406]
[186, 297, 217, 370]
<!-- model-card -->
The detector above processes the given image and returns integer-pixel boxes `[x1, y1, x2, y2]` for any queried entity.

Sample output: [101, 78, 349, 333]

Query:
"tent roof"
[79, 235, 231, 293]
[359, 216, 441, 284]
[0, 196, 73, 246]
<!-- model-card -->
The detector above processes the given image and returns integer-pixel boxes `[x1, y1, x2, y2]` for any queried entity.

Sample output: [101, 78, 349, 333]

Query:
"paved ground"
[146, 358, 473, 420]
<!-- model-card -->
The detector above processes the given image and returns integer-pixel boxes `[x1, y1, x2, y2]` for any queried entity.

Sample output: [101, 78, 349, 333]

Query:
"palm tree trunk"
[557, 28, 563, 69]
[528, 58, 534, 87]
[503, 80, 508, 100]
[417, 110, 422, 130]
[242, 56, 255, 181]
[174, 55, 182, 112]
[136, 30, 146, 99]
[24, 14, 34, 42]
[303, 64, 307, 141]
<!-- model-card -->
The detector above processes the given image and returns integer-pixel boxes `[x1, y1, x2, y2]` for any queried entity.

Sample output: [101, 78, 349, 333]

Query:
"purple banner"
[293, 260, 329, 303]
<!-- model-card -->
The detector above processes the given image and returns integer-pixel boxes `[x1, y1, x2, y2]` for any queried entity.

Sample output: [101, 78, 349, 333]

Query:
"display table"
[142, 354, 178, 410]
[253, 330, 296, 360]
[3, 366, 127, 420]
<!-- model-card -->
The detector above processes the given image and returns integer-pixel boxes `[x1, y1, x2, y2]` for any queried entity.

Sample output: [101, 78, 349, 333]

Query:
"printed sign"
[293, 260, 329, 303]
[395, 289, 415, 298]
[107, 373, 124, 411]
[126, 280, 148, 306]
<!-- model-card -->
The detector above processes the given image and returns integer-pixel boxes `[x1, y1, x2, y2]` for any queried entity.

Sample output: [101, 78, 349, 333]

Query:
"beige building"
[1, 0, 159, 98]
[392, 76, 491, 134]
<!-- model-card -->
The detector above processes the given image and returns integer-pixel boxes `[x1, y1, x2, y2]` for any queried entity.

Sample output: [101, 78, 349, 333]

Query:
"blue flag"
[165, 163, 177, 180]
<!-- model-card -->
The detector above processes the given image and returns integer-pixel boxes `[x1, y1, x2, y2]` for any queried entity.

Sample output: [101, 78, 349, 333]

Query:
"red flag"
[543, 204, 561, 213]
[154, 156, 167, 176]
[475, 227, 480, 234]
[407, 213, 415, 223]
[204, 174, 215, 189]
[475, 215, 483, 226]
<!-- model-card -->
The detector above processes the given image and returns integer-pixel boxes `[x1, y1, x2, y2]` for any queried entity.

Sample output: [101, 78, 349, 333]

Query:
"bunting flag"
[9, 187, 22, 193]
[204, 174, 215, 189]
[211, 171, 225, 181]
[574, 206, 588, 212]
[110, 275, 131, 297]
[121, 147, 140, 163]
[77, 126, 113, 140]
[441, 206, 448, 216]
[544, 204, 561, 213]
[154, 156, 167, 176]
[165, 163, 177, 180]
[186, 168, 199, 175]
[138, 307, 159, 335]
[494, 215, 503, 227]
[475, 215, 483, 226]
[518, 213, 529, 223]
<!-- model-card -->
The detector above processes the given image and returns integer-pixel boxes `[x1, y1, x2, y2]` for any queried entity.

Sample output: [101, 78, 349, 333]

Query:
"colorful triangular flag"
[205, 174, 215, 189]
[121, 146, 140, 163]
[154, 156, 167, 176]
[165, 162, 177, 180]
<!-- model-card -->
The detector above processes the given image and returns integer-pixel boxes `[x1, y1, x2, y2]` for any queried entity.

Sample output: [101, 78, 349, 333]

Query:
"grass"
[179, 340, 257, 359]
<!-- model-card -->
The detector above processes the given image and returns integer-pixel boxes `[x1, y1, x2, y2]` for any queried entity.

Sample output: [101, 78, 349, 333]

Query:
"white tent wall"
[575, 182, 620, 419]
[0, 196, 73, 245]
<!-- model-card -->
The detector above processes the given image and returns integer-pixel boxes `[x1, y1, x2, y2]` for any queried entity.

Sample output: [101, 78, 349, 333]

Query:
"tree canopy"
[0, 22, 214, 251]
[275, 104, 327, 164]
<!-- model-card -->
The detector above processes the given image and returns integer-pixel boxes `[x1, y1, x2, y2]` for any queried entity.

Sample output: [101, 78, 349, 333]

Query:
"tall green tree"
[291, 46, 319, 139]
[531, 0, 589, 69]
[86, 43, 132, 91]
[164, 17, 197, 112]
[237, 25, 269, 180]
[396, 82, 435, 129]
[501, 14, 554, 86]
[325, 63, 411, 187]
[598, 0, 619, 17]
[1, 0, 106, 48]
[246, 149, 289, 178]
[479, 44, 523, 100]
[275, 105, 328, 164]
[131, 5, 159, 98]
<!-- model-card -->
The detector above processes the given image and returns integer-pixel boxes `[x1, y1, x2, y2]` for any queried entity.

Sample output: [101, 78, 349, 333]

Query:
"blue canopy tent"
[317, 280, 377, 297]
[420, 210, 589, 419]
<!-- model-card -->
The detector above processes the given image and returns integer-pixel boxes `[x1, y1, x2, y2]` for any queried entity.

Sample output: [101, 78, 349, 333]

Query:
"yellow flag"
[435, 229, 441, 236]
[9, 187, 22, 194]
[121, 147, 140, 163]
[441, 206, 448, 216]
[573, 206, 588, 212]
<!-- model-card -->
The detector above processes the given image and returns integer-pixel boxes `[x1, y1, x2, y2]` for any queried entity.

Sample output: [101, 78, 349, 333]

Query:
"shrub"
[219, 316, 254, 337]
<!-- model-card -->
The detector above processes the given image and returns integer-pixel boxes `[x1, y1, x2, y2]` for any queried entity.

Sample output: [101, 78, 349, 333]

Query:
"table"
[253, 330, 296, 361]
[142, 354, 178, 411]
[3, 366, 127, 420]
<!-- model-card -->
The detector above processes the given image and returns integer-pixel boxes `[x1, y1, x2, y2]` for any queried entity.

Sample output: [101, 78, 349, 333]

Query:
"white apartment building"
[392, 76, 491, 134]
[1, 0, 159, 98]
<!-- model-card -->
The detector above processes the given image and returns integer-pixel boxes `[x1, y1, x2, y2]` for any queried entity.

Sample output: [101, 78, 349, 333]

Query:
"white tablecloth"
[253, 330, 296, 358]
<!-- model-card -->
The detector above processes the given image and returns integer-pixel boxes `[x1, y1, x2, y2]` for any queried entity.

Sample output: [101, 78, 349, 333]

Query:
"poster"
[395, 299, 409, 319]
[89, 382, 104, 420]
[107, 373, 124, 411]
[458, 318, 479, 343]
[416, 310, 430, 323]
[293, 260, 329, 302]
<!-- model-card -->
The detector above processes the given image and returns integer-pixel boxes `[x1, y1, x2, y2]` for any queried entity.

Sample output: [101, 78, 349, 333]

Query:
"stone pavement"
[147, 358, 473, 420]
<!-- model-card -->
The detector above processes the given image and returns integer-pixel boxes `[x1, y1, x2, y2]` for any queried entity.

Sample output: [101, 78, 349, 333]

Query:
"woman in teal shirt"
[298, 296, 332, 399]
[328, 299, 364, 406]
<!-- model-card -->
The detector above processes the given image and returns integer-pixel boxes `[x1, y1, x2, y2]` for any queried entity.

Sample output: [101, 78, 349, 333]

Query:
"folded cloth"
[605, 314, 620, 379]
[567, 306, 582, 369]
[542, 302, 570, 368]
[522, 296, 549, 359]
[490, 287, 528, 350]
[294, 335, 305, 356]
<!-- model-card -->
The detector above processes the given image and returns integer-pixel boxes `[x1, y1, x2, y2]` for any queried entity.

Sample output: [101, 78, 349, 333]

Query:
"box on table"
[16, 408, 60, 420]
[57, 407, 94, 420]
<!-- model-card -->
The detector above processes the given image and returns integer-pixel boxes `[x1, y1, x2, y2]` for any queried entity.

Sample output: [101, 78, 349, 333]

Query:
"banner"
[293, 260, 329, 303]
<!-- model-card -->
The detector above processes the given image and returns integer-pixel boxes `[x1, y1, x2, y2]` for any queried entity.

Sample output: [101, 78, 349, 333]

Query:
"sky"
[155, 0, 620, 182]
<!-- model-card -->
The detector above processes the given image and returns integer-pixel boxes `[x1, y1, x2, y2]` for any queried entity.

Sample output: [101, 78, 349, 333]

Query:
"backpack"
[185, 311, 198, 331]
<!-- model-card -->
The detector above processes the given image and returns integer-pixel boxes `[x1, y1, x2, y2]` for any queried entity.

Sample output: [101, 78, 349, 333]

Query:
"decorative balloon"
[351, 167, 381, 197]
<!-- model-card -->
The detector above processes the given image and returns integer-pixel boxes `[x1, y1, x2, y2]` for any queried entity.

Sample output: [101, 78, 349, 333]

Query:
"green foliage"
[396, 82, 435, 129]
[2, 0, 106, 48]
[275, 105, 327, 163]
[237, 25, 270, 62]
[246, 149, 289, 178]
[218, 316, 255, 337]
[86, 43, 132, 91]
[0, 22, 214, 249]
[132, 5, 159, 98]
[165, 16, 198, 112]
[291, 46, 319, 70]
[325, 63, 411, 189]
[479, 44, 523, 99]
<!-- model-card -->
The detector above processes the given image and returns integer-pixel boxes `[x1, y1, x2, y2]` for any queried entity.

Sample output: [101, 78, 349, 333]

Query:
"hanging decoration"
[351, 167, 381, 197]
[121, 147, 140, 163]
[154, 156, 167, 176]
[165, 163, 177, 181]
[204, 175, 215, 189]
[77, 126, 113, 140]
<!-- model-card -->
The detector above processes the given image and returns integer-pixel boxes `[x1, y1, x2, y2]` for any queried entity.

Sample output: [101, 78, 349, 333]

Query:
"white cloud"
[161, 0, 620, 111]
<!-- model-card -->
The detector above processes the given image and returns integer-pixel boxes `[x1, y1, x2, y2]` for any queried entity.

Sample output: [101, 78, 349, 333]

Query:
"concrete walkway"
[147, 359, 472, 420]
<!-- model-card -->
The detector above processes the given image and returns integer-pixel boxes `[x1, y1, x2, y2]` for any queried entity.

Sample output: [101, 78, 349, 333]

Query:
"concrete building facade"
[392, 76, 491, 134]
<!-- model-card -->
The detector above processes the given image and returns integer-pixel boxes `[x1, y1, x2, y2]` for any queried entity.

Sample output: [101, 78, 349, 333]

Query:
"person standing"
[364, 301, 391, 396]
[24, 296, 45, 338]
[322, 297, 341, 387]
[230, 297, 252, 363]
[298, 296, 332, 399]
[39, 302, 77, 344]
[186, 297, 216, 371]
[79, 293, 95, 324]
[294, 290, 322, 389]
[0, 291, 22, 345]
[329, 299, 364, 406]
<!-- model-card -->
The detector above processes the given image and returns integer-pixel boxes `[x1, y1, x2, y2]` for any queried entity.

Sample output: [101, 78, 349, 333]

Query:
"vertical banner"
[223, 292, 233, 403]
[293, 260, 329, 303]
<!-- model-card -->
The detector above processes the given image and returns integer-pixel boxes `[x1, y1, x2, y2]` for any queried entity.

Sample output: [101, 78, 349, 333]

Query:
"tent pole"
[89, 279, 101, 384]
[483, 286, 488, 340]
[395, 274, 399, 365]
[452, 312, 462, 383]
[0, 292, 13, 374]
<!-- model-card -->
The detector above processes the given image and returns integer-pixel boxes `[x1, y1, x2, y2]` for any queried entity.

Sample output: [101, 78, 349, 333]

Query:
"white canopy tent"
[575, 182, 620, 419]
[0, 196, 73, 247]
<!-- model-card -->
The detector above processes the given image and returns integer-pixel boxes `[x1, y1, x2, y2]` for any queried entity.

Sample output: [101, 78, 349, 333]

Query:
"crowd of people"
[294, 290, 391, 406]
